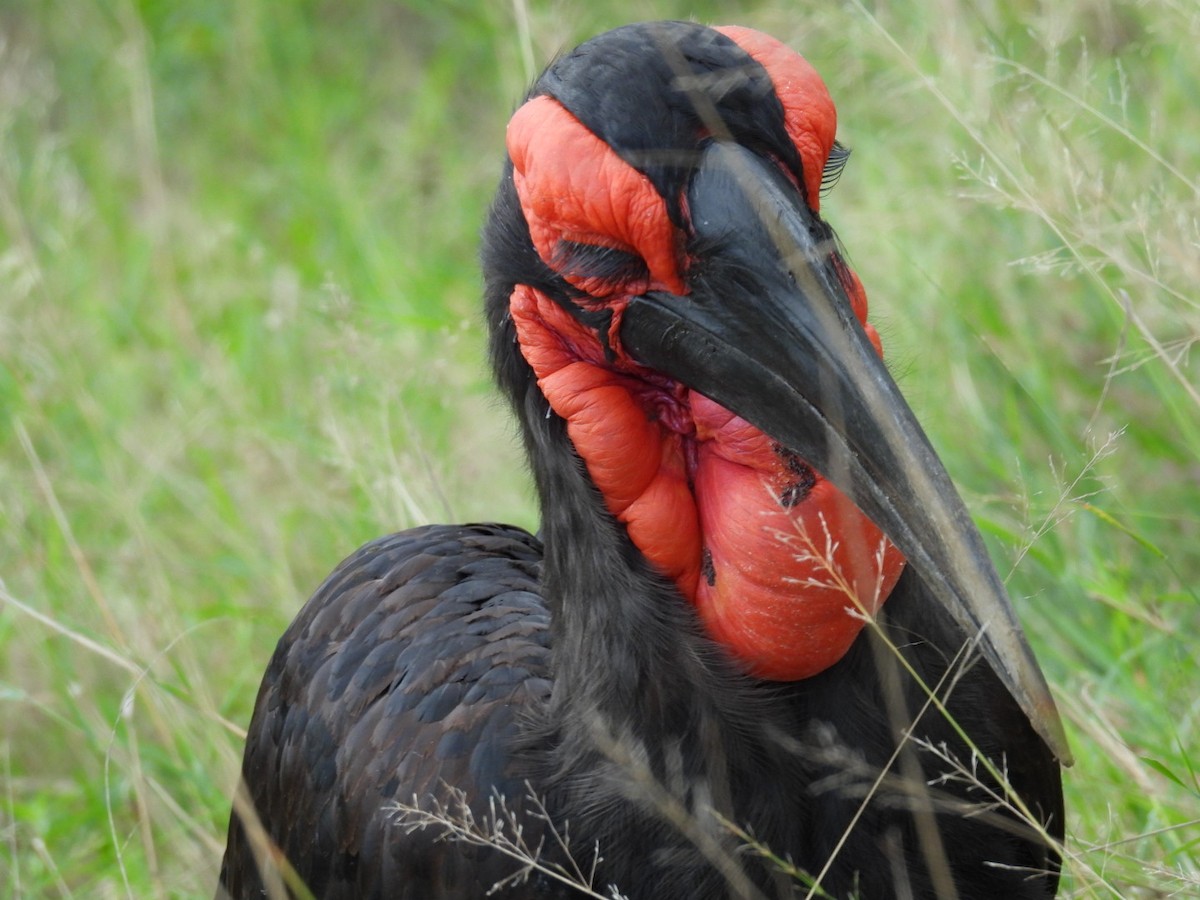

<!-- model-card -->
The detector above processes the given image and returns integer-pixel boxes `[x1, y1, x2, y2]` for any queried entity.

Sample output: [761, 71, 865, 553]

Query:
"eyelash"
[554, 239, 649, 284]
[821, 141, 851, 196]
[550, 143, 848, 284]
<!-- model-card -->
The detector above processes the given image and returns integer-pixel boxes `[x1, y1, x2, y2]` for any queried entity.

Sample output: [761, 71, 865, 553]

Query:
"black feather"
[219, 21, 1062, 900]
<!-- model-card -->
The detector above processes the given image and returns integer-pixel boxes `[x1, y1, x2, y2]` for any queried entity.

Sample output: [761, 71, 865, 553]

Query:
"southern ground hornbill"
[219, 21, 1067, 899]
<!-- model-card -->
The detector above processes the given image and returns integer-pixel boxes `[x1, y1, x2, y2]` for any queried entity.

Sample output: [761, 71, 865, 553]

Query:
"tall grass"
[1, 0, 1196, 895]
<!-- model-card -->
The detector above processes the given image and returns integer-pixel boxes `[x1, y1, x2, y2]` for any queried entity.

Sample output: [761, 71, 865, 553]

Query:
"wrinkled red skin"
[507, 28, 905, 681]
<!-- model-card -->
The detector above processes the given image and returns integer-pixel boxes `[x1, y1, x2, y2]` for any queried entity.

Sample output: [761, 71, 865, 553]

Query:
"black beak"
[619, 141, 1070, 763]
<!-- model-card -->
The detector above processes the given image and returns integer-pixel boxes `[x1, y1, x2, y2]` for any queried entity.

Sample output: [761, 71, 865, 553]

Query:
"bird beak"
[619, 141, 1071, 764]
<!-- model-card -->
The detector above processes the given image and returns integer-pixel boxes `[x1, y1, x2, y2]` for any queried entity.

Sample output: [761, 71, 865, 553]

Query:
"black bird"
[219, 21, 1067, 899]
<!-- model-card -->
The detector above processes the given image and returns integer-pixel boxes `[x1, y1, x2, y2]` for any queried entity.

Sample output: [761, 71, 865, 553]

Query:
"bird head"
[483, 21, 1068, 758]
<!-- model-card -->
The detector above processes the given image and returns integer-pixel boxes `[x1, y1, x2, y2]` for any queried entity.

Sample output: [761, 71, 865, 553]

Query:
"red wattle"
[510, 284, 906, 682]
[690, 394, 905, 680]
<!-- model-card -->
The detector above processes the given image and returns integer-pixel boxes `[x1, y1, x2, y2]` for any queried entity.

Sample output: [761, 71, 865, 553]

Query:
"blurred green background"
[1, 0, 1196, 895]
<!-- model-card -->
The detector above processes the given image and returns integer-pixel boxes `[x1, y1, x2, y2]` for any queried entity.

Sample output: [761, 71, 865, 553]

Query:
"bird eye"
[553, 239, 650, 285]
[820, 141, 851, 197]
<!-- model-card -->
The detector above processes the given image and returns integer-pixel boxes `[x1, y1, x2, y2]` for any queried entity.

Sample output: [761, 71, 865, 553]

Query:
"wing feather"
[219, 523, 555, 898]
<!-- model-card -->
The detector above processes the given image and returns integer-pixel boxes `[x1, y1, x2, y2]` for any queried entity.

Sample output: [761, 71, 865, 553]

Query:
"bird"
[218, 20, 1068, 900]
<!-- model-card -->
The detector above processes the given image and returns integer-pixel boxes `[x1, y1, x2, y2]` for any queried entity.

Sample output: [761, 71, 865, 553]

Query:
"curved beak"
[619, 141, 1070, 764]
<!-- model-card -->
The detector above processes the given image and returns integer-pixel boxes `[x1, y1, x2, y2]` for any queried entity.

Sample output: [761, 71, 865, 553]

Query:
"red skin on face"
[506, 27, 905, 681]
[508, 96, 686, 299]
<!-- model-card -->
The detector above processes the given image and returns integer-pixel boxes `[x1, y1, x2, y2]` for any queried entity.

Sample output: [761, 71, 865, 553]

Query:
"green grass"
[2, 0, 1197, 895]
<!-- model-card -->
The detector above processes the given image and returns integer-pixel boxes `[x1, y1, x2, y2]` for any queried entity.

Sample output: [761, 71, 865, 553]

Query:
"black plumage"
[219, 522, 1060, 897]
[219, 21, 1063, 900]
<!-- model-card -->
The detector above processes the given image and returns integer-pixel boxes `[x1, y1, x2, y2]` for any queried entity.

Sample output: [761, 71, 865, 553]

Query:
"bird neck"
[482, 172, 756, 750]
[530, 410, 745, 747]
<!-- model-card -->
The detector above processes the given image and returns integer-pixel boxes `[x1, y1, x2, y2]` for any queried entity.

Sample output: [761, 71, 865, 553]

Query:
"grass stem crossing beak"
[620, 141, 1071, 763]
